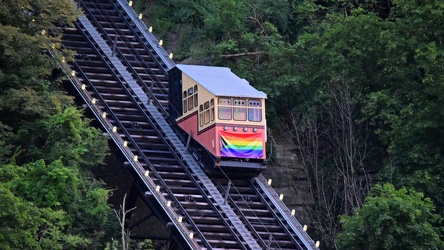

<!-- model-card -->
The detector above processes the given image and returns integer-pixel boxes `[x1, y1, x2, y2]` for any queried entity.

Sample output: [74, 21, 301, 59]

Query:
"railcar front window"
[248, 99, 262, 122]
[233, 99, 247, 121]
[218, 98, 232, 120]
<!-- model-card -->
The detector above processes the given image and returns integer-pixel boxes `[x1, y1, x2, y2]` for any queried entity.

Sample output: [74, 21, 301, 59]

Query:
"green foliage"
[0, 122, 13, 163]
[355, 0, 444, 216]
[0, 0, 80, 133]
[0, 163, 92, 249]
[11, 159, 79, 208]
[0, 0, 116, 248]
[0, 0, 80, 92]
[20, 107, 109, 168]
[0, 183, 40, 249]
[134, 0, 146, 14]
[337, 184, 444, 250]
[1, 87, 72, 121]
[104, 236, 154, 250]
[0, 24, 53, 90]
[1, 160, 114, 249]
[0, 0, 79, 34]
[136, 239, 154, 249]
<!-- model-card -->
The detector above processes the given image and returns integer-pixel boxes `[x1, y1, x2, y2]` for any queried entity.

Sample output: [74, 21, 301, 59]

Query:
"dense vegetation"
[0, 0, 117, 248]
[139, 0, 444, 248]
[337, 184, 443, 249]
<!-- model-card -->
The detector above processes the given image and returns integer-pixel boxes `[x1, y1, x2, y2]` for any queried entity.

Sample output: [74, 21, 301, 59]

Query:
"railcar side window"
[199, 99, 215, 127]
[199, 105, 204, 126]
[183, 85, 198, 113]
[194, 85, 198, 108]
[218, 98, 232, 120]
[210, 99, 215, 121]
[233, 99, 247, 121]
[187, 87, 194, 111]
[183, 91, 187, 113]
[248, 99, 262, 122]
[204, 101, 210, 124]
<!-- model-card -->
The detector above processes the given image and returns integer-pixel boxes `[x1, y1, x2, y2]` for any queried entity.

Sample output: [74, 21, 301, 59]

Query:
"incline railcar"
[168, 64, 267, 176]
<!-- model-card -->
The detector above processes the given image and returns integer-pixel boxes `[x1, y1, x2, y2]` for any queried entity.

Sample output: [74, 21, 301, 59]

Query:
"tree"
[0, 122, 13, 163]
[288, 75, 371, 248]
[0, 1, 116, 248]
[360, 0, 444, 217]
[20, 107, 109, 168]
[114, 193, 136, 250]
[0, 163, 91, 249]
[0, 159, 115, 249]
[0, 0, 83, 160]
[282, 1, 444, 247]
[337, 183, 444, 250]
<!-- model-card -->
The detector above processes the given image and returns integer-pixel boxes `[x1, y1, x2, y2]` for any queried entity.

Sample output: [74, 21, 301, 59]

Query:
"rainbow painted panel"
[220, 131, 263, 158]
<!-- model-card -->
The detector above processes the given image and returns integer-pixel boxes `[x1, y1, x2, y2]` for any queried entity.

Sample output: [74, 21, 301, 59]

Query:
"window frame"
[248, 99, 262, 122]
[218, 98, 232, 120]
[233, 98, 247, 121]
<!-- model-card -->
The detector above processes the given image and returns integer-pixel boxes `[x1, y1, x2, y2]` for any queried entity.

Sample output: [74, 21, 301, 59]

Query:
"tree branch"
[220, 51, 264, 58]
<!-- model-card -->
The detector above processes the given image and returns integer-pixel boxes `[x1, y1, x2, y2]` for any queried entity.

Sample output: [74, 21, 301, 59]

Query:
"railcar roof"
[175, 64, 267, 99]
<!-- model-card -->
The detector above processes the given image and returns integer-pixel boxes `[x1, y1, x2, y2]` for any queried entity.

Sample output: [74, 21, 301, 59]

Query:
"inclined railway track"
[58, 0, 318, 249]
[215, 177, 307, 250]
[61, 22, 247, 250]
[80, 0, 171, 112]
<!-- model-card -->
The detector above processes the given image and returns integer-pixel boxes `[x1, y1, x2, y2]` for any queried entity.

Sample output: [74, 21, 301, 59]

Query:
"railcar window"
[204, 101, 210, 124]
[199, 105, 204, 126]
[188, 87, 194, 111]
[233, 99, 247, 121]
[194, 85, 198, 107]
[218, 98, 232, 120]
[199, 99, 215, 127]
[210, 99, 215, 121]
[183, 91, 187, 113]
[248, 100, 262, 122]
